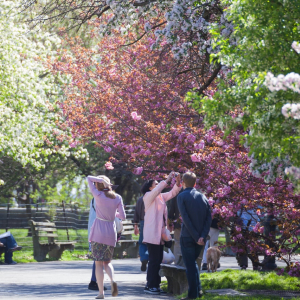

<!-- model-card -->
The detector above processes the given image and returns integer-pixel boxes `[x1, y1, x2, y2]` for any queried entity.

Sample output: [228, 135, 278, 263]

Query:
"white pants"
[202, 227, 220, 264]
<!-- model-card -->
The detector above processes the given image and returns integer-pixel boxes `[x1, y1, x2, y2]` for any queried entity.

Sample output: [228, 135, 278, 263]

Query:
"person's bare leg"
[95, 261, 104, 296]
[103, 261, 114, 281]
[104, 261, 118, 296]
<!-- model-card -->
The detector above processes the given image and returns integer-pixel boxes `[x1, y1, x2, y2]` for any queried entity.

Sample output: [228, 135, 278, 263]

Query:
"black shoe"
[141, 260, 148, 271]
[144, 287, 160, 295]
[4, 261, 17, 265]
[202, 263, 207, 270]
[88, 281, 107, 291]
[241, 265, 247, 270]
[218, 263, 221, 268]
[8, 246, 22, 252]
[88, 281, 98, 291]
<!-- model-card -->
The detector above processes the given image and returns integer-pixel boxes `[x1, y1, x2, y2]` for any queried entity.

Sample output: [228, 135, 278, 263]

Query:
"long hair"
[95, 175, 117, 199]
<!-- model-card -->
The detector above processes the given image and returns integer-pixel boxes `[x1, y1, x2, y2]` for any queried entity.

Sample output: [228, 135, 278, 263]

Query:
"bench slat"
[122, 225, 134, 230]
[31, 221, 56, 227]
[121, 231, 134, 235]
[55, 241, 77, 245]
[122, 220, 132, 224]
[35, 227, 57, 232]
[35, 233, 58, 238]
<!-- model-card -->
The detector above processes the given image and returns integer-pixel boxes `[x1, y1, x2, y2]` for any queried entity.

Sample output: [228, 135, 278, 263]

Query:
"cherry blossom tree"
[21, 0, 227, 95]
[49, 29, 300, 270]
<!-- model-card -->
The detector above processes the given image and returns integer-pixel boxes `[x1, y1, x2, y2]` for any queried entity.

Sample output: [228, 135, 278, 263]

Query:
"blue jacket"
[177, 188, 212, 242]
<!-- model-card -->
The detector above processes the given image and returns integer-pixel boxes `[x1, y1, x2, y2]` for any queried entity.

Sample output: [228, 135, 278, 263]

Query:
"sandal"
[111, 281, 118, 297]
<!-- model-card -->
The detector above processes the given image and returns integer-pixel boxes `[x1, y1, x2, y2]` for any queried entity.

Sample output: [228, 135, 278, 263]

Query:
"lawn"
[200, 269, 300, 291]
[163, 269, 300, 300]
[1, 227, 140, 263]
[0, 228, 91, 263]
[176, 293, 300, 300]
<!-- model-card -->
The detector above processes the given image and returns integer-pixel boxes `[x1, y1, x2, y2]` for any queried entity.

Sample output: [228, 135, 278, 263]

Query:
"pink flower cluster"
[277, 262, 300, 278]
[131, 111, 142, 121]
[133, 167, 143, 175]
[105, 161, 114, 170]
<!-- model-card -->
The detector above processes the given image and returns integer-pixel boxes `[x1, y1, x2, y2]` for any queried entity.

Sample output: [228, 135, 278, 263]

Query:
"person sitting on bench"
[0, 232, 22, 265]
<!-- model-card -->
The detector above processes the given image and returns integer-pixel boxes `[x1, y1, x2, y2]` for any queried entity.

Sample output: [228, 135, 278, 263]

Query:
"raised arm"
[162, 173, 182, 202]
[177, 194, 200, 242]
[87, 175, 107, 197]
[143, 180, 168, 211]
[161, 184, 182, 202]
[116, 196, 126, 220]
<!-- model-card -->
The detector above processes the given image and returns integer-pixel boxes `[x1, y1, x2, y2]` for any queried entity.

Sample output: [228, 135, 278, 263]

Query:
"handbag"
[161, 214, 172, 246]
[161, 226, 172, 242]
[114, 217, 123, 234]
[162, 249, 175, 264]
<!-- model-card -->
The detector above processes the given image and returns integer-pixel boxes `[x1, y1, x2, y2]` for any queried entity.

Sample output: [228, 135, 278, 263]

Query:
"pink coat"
[143, 181, 181, 245]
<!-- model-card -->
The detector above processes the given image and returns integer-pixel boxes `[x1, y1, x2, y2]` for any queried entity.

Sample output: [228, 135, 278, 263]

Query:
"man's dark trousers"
[180, 236, 203, 299]
[146, 243, 164, 288]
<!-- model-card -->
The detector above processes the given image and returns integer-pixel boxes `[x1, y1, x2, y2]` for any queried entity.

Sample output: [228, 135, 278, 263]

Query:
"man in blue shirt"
[177, 172, 212, 300]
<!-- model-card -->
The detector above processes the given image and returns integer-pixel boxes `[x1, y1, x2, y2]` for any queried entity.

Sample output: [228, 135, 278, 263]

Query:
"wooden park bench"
[114, 219, 138, 258]
[159, 242, 206, 295]
[28, 219, 76, 262]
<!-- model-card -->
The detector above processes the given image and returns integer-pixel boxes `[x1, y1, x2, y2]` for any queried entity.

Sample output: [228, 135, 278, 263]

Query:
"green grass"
[0, 228, 91, 263]
[1, 248, 91, 263]
[201, 269, 300, 291]
[163, 270, 300, 300]
[176, 292, 300, 300]
[1, 227, 141, 263]
[161, 281, 300, 300]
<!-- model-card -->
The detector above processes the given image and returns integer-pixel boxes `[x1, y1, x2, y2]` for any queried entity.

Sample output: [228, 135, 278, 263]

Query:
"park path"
[0, 256, 285, 300]
[0, 258, 174, 300]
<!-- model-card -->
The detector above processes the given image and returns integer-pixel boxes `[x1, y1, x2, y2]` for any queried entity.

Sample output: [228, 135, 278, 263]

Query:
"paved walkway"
[0, 256, 286, 300]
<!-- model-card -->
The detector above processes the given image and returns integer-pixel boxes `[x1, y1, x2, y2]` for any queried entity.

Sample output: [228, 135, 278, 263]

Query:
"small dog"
[206, 246, 221, 272]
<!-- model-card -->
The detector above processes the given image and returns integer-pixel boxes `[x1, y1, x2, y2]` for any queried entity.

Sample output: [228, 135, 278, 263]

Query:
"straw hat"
[96, 175, 118, 190]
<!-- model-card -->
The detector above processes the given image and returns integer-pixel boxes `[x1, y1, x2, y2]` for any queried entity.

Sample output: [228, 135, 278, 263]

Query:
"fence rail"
[0, 203, 135, 256]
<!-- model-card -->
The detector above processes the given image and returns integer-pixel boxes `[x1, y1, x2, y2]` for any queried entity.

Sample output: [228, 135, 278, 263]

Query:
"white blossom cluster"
[285, 166, 300, 180]
[265, 72, 300, 94]
[0, 1, 87, 183]
[281, 103, 300, 119]
[100, 0, 222, 60]
[265, 41, 300, 119]
[263, 41, 300, 183]
[292, 41, 300, 54]
[250, 156, 290, 183]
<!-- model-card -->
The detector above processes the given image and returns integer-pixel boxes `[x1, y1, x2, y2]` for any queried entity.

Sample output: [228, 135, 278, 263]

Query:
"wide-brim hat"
[96, 175, 118, 190]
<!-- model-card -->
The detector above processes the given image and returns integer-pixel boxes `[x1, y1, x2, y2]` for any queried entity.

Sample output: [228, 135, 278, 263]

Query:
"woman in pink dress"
[87, 175, 126, 299]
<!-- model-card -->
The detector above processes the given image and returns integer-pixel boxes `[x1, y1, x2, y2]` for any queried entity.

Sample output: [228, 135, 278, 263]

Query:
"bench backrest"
[121, 220, 134, 240]
[124, 205, 135, 220]
[28, 220, 58, 245]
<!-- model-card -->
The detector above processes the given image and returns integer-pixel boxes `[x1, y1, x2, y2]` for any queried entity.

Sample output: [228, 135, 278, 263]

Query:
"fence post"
[5, 203, 10, 232]
[62, 201, 70, 241]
